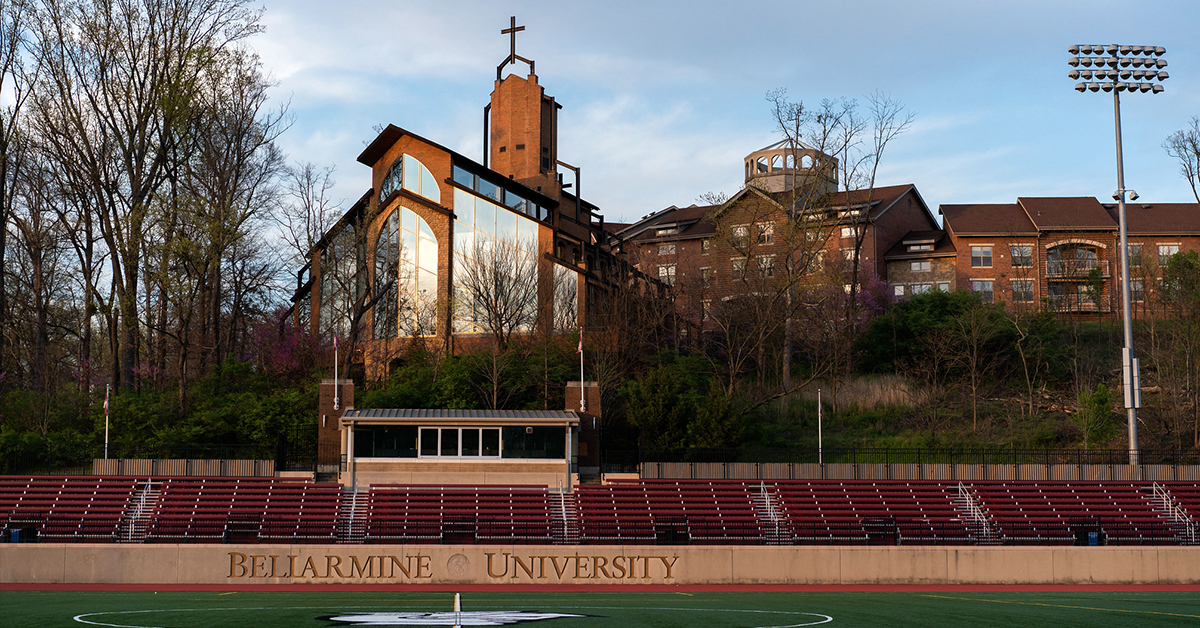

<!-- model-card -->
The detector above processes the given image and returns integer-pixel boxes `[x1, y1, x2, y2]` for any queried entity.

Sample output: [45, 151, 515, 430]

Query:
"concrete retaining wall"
[3, 543, 1199, 586]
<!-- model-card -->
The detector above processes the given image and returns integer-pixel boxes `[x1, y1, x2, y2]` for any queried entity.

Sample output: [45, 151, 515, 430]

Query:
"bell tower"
[487, 17, 561, 197]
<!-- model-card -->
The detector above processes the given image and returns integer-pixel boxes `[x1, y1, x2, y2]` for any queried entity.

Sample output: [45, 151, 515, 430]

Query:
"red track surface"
[4, 582, 1200, 592]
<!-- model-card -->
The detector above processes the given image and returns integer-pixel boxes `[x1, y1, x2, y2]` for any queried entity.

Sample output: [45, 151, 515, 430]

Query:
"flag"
[576, 331, 583, 354]
[103, 386, 109, 416]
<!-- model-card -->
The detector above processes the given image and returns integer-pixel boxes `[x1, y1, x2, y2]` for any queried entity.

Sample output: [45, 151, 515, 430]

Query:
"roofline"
[884, 251, 958, 261]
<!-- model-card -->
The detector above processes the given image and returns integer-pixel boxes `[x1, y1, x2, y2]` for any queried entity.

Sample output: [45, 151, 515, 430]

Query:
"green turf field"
[3, 590, 1199, 627]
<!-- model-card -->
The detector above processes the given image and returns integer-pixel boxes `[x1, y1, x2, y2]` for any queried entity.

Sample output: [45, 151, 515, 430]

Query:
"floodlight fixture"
[1068, 43, 1170, 466]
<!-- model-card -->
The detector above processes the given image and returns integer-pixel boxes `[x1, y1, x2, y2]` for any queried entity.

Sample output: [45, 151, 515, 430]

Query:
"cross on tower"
[497, 15, 535, 79]
[502, 16, 524, 61]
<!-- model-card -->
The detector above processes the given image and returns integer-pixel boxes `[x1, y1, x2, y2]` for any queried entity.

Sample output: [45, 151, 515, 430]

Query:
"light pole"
[1068, 44, 1168, 465]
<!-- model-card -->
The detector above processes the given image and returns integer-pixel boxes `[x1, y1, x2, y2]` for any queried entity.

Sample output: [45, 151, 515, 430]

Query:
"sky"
[255, 0, 1200, 225]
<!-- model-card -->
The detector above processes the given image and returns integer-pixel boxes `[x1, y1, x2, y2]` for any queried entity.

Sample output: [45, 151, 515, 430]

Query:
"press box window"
[501, 426, 566, 459]
[354, 425, 419, 458]
[418, 427, 500, 457]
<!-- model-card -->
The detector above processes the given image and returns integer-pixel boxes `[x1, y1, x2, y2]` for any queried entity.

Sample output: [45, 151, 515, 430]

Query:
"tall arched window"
[373, 211, 399, 339]
[374, 206, 439, 337]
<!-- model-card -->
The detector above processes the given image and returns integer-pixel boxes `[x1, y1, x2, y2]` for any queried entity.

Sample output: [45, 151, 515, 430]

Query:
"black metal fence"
[0, 438, 282, 475]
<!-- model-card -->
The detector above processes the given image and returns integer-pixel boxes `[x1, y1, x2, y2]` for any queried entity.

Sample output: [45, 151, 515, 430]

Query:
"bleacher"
[574, 480, 763, 545]
[971, 481, 1180, 544]
[2, 476, 1198, 546]
[363, 485, 555, 544]
[773, 480, 973, 545]
[144, 478, 342, 544]
[0, 476, 138, 542]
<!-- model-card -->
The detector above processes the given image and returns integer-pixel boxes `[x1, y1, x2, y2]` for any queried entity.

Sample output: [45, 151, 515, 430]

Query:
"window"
[1012, 279, 1034, 302]
[972, 280, 994, 302]
[907, 243, 933, 252]
[1131, 279, 1144, 302]
[1129, 244, 1143, 267]
[1159, 244, 1180, 266]
[451, 187, 541, 334]
[700, 267, 712, 286]
[501, 426, 566, 459]
[937, 282, 950, 292]
[372, 206, 439, 337]
[658, 263, 676, 286]
[380, 157, 404, 204]
[731, 257, 747, 280]
[910, 260, 931, 273]
[373, 211, 400, 339]
[731, 225, 749, 248]
[353, 425, 419, 458]
[701, 299, 712, 321]
[655, 227, 678, 236]
[701, 239, 710, 255]
[658, 243, 676, 256]
[912, 283, 932, 295]
[971, 246, 993, 267]
[841, 226, 861, 239]
[757, 255, 775, 278]
[417, 427, 501, 458]
[894, 285, 905, 297]
[758, 223, 774, 245]
[1010, 245, 1033, 267]
[402, 154, 441, 203]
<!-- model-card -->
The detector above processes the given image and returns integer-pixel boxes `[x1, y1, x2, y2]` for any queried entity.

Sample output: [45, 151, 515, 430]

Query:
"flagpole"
[334, 334, 340, 410]
[578, 327, 586, 413]
[104, 384, 111, 460]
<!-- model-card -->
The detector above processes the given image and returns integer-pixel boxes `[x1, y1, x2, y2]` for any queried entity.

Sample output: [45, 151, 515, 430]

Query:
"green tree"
[1073, 383, 1115, 450]
[622, 356, 707, 449]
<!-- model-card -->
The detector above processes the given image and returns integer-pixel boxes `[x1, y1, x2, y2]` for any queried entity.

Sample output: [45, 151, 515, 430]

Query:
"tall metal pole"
[1112, 91, 1140, 465]
[1069, 43, 1166, 465]
[817, 388, 823, 466]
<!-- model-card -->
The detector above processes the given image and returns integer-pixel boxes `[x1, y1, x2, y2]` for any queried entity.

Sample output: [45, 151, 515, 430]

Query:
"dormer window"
[656, 227, 678, 237]
[907, 243, 933, 252]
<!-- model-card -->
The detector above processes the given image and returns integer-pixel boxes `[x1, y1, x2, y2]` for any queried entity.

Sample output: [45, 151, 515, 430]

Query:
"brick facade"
[615, 180, 938, 327]
[938, 198, 1200, 318]
[298, 64, 648, 380]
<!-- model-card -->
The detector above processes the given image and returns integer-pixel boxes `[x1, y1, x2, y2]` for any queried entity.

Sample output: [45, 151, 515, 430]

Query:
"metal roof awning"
[339, 408, 580, 426]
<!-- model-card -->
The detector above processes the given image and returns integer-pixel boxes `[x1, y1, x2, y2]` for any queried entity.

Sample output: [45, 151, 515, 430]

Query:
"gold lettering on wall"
[225, 551, 679, 583]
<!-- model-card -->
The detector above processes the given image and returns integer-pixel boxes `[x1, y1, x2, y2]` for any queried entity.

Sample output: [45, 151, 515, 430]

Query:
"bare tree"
[0, 0, 35, 372]
[452, 237, 539, 409]
[761, 90, 912, 403]
[1165, 117, 1200, 204]
[28, 0, 263, 389]
[945, 299, 1007, 430]
[275, 162, 342, 266]
[455, 237, 539, 351]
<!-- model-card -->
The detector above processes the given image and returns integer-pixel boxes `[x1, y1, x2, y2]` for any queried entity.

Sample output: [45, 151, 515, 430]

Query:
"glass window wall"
[452, 187, 541, 333]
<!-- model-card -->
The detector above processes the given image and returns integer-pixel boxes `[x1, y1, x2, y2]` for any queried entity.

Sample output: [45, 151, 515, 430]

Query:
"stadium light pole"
[1068, 44, 1168, 465]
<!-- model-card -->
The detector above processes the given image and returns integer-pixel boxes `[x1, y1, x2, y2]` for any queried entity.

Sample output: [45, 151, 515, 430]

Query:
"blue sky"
[256, 0, 1200, 224]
